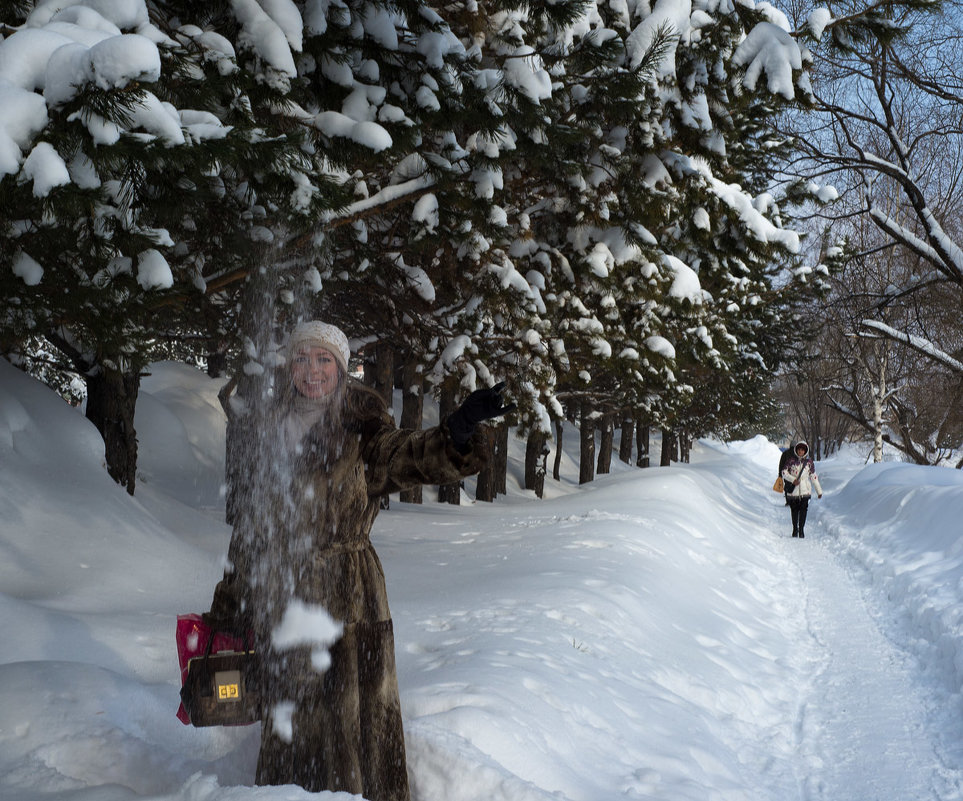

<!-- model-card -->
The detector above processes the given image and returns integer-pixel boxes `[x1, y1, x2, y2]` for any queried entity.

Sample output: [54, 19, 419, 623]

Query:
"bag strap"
[200, 627, 255, 664]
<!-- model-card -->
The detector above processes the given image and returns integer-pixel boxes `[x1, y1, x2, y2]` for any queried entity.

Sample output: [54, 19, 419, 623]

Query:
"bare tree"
[780, 0, 963, 463]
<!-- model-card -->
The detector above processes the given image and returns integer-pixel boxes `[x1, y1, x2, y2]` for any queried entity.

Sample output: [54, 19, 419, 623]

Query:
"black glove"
[447, 381, 517, 449]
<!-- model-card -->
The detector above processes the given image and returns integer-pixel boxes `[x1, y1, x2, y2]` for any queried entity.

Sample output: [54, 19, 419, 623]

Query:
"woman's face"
[796, 446, 807, 458]
[291, 345, 340, 399]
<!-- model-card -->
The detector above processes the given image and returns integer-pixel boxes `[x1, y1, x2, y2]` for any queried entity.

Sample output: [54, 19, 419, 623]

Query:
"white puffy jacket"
[782, 445, 822, 499]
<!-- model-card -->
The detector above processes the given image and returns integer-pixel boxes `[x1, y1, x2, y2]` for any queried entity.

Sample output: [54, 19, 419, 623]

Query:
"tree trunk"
[495, 422, 509, 495]
[636, 422, 650, 468]
[525, 429, 549, 498]
[206, 339, 228, 378]
[475, 427, 497, 502]
[364, 341, 394, 408]
[597, 412, 613, 474]
[399, 362, 424, 504]
[660, 429, 675, 466]
[871, 343, 887, 463]
[85, 364, 141, 495]
[553, 419, 563, 481]
[437, 378, 461, 504]
[619, 414, 634, 464]
[579, 402, 596, 485]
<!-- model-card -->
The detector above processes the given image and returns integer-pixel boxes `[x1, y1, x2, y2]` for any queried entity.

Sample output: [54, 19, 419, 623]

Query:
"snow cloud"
[272, 599, 343, 673]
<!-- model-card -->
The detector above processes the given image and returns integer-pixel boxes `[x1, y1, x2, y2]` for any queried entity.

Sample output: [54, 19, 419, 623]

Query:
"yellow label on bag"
[214, 670, 241, 702]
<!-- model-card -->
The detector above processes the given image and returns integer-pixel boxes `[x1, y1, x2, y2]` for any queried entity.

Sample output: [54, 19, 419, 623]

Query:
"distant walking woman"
[207, 320, 514, 801]
[781, 441, 823, 538]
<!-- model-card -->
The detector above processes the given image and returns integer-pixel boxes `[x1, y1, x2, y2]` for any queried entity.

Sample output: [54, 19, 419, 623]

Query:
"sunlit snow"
[2, 359, 962, 801]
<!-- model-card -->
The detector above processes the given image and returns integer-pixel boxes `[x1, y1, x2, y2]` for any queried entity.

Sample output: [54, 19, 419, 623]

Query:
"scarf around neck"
[283, 393, 328, 454]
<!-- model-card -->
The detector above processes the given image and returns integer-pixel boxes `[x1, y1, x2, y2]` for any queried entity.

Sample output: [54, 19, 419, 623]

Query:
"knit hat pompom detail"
[286, 321, 350, 373]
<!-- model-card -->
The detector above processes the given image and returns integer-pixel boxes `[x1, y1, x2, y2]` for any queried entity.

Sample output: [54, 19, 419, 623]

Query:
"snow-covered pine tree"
[613, 0, 817, 443]
[458, 0, 690, 478]
[432, 1, 676, 473]
[0, 0, 331, 493]
[656, 0, 804, 440]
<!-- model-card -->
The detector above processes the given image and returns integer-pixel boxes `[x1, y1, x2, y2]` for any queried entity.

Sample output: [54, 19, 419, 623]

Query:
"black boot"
[790, 503, 799, 537]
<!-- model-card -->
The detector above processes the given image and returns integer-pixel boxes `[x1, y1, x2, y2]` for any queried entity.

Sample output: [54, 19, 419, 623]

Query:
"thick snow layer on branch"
[861, 320, 963, 373]
[362, 5, 400, 49]
[398, 258, 436, 302]
[28, 0, 150, 30]
[412, 193, 439, 231]
[807, 8, 833, 38]
[0, 82, 48, 176]
[586, 243, 614, 278]
[417, 28, 466, 70]
[732, 21, 802, 100]
[260, 0, 304, 51]
[626, 0, 691, 75]
[314, 111, 392, 152]
[331, 175, 435, 222]
[21, 141, 71, 196]
[700, 165, 800, 252]
[441, 335, 474, 369]
[302, 0, 329, 35]
[501, 45, 552, 102]
[664, 254, 703, 303]
[641, 153, 671, 188]
[867, 205, 963, 277]
[0, 29, 76, 90]
[86, 33, 161, 90]
[488, 259, 535, 296]
[645, 335, 677, 359]
[596, 228, 644, 266]
[230, 0, 298, 79]
[136, 248, 174, 289]
[807, 180, 838, 203]
[180, 110, 230, 142]
[12, 251, 45, 285]
[129, 91, 185, 144]
[27, 31, 161, 106]
[0, 7, 206, 173]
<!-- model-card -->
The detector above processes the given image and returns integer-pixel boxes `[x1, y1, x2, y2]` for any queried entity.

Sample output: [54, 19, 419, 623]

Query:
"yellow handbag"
[773, 476, 784, 493]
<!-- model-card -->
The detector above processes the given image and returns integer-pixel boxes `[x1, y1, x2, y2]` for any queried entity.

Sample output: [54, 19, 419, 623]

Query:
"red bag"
[175, 613, 259, 726]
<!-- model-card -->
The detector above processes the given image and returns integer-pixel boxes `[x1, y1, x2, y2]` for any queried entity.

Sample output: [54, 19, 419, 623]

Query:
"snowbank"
[1, 358, 962, 800]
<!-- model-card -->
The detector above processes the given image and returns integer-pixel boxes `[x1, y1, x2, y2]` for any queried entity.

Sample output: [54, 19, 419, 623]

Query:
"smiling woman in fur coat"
[208, 320, 513, 801]
[781, 440, 823, 538]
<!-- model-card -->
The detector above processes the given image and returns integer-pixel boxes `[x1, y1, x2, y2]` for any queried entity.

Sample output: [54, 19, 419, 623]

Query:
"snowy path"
[773, 503, 954, 801]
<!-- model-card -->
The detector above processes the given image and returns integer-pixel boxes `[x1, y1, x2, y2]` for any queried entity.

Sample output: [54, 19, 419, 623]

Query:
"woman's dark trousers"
[789, 497, 810, 537]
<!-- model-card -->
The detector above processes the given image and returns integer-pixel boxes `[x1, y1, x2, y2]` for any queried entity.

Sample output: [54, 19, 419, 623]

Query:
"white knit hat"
[286, 321, 350, 373]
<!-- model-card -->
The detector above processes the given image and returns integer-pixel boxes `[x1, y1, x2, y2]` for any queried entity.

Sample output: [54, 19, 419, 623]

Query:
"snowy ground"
[1, 358, 963, 801]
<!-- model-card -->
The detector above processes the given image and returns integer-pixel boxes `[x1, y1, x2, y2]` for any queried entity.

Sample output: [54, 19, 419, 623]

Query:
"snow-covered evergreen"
[3, 0, 832, 484]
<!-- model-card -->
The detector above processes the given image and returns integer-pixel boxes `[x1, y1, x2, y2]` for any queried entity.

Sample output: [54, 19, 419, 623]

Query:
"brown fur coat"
[209, 381, 485, 801]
